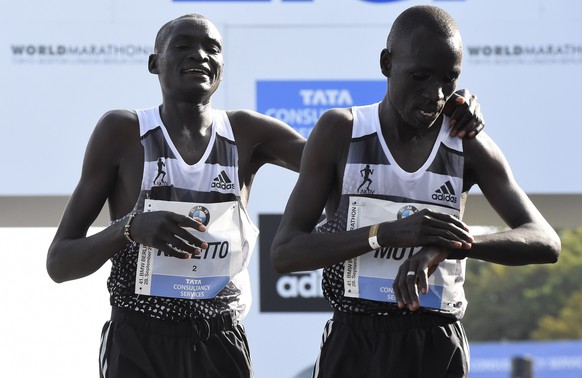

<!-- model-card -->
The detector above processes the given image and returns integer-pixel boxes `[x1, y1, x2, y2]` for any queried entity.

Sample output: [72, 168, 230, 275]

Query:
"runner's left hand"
[393, 247, 448, 312]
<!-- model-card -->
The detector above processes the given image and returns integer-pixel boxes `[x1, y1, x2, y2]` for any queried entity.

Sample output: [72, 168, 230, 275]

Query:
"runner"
[270, 6, 560, 378]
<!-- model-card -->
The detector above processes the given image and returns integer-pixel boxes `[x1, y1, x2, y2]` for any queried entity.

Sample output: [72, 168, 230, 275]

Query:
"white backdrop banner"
[1, 1, 580, 377]
[1, 0, 580, 195]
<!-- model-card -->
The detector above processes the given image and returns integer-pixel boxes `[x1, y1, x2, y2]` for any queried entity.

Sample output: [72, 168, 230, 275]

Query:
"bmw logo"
[189, 205, 210, 226]
[397, 205, 418, 219]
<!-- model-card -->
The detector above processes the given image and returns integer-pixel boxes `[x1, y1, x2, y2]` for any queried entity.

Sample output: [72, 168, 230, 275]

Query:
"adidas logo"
[211, 170, 235, 190]
[432, 180, 458, 203]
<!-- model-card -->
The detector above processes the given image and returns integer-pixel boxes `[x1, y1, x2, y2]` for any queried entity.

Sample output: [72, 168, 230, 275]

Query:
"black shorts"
[99, 307, 253, 378]
[312, 310, 469, 378]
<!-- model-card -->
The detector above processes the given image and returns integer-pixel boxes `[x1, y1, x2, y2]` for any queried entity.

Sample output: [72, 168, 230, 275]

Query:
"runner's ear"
[148, 54, 159, 74]
[380, 49, 392, 78]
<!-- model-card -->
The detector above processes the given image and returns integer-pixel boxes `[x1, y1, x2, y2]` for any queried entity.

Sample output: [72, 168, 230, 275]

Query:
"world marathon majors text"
[466, 43, 582, 58]
[10, 44, 151, 57]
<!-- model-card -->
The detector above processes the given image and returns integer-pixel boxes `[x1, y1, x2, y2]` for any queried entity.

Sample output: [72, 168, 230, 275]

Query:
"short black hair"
[154, 13, 207, 53]
[387, 6, 459, 50]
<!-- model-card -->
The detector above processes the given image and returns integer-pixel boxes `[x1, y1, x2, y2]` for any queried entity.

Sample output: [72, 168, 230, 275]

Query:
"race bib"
[343, 196, 464, 311]
[135, 199, 257, 300]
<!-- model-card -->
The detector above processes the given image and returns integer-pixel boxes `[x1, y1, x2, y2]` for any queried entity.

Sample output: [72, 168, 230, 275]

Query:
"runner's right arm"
[46, 110, 206, 283]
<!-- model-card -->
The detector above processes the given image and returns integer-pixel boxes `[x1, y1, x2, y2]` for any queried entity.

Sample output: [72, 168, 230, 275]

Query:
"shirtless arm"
[227, 88, 482, 180]
[232, 89, 483, 175]
[46, 110, 207, 283]
[270, 109, 474, 273]
[228, 110, 306, 174]
[463, 132, 561, 264]
[46, 110, 137, 282]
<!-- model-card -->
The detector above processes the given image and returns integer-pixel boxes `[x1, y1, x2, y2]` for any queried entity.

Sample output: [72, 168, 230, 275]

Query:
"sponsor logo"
[189, 205, 210, 226]
[10, 43, 151, 65]
[174, 0, 310, 2]
[257, 80, 385, 138]
[211, 170, 235, 190]
[153, 157, 167, 186]
[361, 0, 464, 2]
[174, 0, 273, 2]
[259, 214, 331, 312]
[466, 43, 582, 65]
[173, 0, 463, 3]
[397, 205, 418, 219]
[432, 180, 458, 203]
[276, 270, 324, 298]
[357, 164, 375, 194]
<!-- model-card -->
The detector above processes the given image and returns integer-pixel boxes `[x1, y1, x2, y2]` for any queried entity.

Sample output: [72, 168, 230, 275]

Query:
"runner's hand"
[379, 209, 473, 250]
[393, 247, 448, 312]
[443, 89, 485, 138]
[129, 211, 208, 259]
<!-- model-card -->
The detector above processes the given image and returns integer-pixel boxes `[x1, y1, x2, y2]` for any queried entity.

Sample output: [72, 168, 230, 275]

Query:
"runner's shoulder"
[310, 107, 353, 141]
